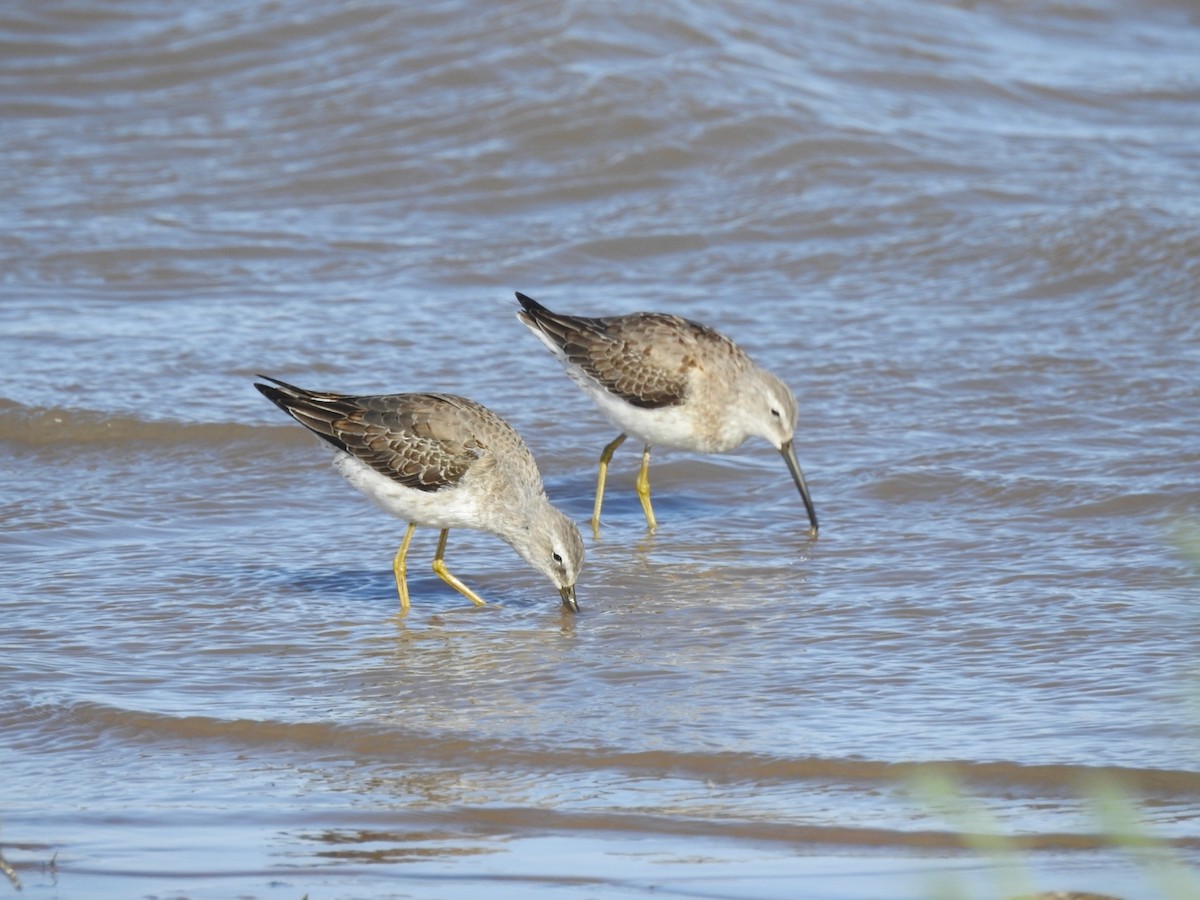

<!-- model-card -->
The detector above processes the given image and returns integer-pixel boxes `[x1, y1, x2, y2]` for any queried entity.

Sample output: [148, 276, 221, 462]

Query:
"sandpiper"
[516, 293, 818, 537]
[256, 376, 584, 611]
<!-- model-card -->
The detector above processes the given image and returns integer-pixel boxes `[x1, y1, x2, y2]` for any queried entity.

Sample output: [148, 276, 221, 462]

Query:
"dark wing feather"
[255, 376, 480, 491]
[517, 293, 729, 409]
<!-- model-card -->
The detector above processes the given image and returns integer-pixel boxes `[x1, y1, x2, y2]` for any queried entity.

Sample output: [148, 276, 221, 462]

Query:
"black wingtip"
[254, 375, 311, 414]
[254, 374, 301, 391]
[255, 374, 314, 401]
[253, 378, 288, 411]
[515, 291, 545, 314]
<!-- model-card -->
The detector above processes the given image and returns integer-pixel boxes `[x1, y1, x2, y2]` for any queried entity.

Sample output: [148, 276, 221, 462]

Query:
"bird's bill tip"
[780, 441, 819, 538]
[559, 584, 579, 613]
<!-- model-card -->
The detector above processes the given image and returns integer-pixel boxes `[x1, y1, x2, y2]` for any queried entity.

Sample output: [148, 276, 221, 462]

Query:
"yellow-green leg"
[591, 433, 628, 534]
[431, 529, 487, 607]
[635, 443, 657, 533]
[392, 522, 416, 611]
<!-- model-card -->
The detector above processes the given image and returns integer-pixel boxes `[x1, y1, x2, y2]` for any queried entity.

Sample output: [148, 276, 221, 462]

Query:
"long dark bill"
[781, 440, 819, 538]
[560, 584, 580, 613]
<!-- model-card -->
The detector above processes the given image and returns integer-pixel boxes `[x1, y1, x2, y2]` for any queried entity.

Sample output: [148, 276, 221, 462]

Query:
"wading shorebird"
[515, 293, 818, 538]
[255, 376, 584, 611]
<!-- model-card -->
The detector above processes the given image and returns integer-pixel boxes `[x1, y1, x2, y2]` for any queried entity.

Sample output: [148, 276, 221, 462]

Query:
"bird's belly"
[332, 454, 480, 530]
[586, 386, 729, 452]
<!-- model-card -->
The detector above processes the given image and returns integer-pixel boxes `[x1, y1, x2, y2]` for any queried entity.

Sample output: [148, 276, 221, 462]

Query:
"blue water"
[1, 1, 1199, 898]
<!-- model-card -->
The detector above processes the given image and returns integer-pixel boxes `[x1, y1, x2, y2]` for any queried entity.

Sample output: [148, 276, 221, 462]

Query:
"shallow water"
[2, 1, 1199, 898]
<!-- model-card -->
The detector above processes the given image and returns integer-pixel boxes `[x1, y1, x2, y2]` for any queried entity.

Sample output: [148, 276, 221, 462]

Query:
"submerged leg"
[431, 529, 487, 607]
[392, 522, 417, 611]
[635, 443, 657, 533]
[591, 432, 628, 533]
